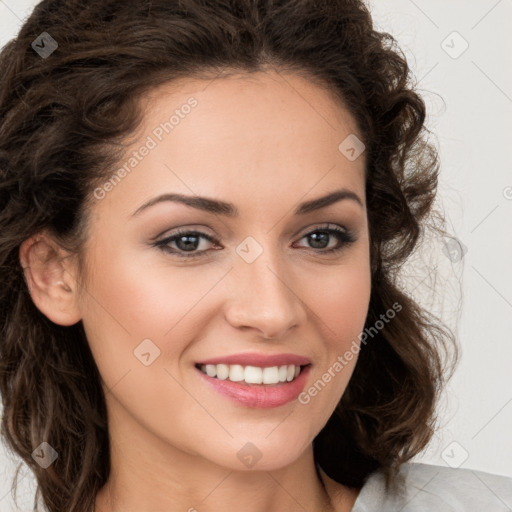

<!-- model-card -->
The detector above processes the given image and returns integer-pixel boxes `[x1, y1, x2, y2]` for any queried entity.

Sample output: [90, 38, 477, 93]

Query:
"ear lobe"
[19, 232, 82, 326]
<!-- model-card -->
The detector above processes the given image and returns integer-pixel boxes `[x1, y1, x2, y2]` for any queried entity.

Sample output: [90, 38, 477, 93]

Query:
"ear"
[19, 231, 82, 326]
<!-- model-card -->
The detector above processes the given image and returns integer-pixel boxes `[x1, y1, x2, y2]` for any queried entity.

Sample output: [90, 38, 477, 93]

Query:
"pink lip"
[196, 352, 311, 367]
[196, 364, 312, 408]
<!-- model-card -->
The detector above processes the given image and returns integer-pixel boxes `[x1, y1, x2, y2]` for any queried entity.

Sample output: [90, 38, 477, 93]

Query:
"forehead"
[93, 70, 366, 221]
[141, 70, 362, 152]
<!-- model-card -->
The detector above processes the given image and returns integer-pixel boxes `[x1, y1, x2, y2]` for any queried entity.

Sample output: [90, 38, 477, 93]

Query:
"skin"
[19, 70, 371, 512]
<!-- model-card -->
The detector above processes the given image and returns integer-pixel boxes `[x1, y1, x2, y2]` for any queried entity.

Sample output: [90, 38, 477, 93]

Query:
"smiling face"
[71, 70, 371, 473]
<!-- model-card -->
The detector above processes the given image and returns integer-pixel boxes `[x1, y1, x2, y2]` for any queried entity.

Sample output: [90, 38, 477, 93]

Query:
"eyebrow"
[131, 188, 364, 218]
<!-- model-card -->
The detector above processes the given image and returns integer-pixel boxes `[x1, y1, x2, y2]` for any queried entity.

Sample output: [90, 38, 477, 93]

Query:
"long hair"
[0, 1, 458, 510]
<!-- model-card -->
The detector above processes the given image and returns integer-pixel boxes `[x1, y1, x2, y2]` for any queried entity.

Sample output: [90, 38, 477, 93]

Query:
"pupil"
[177, 235, 198, 251]
[309, 232, 328, 249]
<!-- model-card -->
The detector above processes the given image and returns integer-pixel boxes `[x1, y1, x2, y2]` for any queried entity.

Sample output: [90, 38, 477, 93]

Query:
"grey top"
[351, 462, 512, 511]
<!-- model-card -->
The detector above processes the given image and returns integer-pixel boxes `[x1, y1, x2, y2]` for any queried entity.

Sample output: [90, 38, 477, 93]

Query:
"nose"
[223, 249, 306, 340]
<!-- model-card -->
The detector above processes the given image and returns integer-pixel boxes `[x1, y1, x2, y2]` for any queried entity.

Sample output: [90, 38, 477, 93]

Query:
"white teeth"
[205, 364, 217, 377]
[262, 366, 279, 384]
[244, 365, 263, 384]
[198, 363, 303, 385]
[216, 364, 229, 380]
[229, 364, 245, 382]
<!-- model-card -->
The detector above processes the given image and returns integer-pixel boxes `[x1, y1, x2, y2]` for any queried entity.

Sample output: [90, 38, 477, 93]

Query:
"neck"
[96, 449, 337, 512]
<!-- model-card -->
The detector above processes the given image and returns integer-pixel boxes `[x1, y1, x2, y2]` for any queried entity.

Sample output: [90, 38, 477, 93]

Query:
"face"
[72, 71, 371, 472]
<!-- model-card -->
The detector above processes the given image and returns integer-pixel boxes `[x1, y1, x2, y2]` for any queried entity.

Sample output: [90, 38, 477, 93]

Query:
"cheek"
[309, 259, 371, 343]
[78, 245, 213, 433]
[303, 258, 370, 401]
[79, 241, 230, 391]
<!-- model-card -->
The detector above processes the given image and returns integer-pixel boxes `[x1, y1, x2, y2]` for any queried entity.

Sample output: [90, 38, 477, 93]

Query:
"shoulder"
[351, 462, 512, 512]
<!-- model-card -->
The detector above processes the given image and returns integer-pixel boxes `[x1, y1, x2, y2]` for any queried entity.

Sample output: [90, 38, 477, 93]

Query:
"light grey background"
[0, 0, 511, 510]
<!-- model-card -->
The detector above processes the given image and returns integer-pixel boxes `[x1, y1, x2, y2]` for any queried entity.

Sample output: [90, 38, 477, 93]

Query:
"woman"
[0, 1, 510, 511]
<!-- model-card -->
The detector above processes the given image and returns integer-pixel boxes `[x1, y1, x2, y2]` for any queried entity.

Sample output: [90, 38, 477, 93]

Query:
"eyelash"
[153, 224, 357, 259]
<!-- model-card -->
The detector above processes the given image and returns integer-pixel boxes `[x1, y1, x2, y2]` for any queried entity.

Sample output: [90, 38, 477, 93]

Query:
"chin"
[202, 430, 313, 473]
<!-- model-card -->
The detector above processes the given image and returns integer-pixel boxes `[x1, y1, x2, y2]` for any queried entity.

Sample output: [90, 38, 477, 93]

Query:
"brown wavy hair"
[0, 0, 458, 510]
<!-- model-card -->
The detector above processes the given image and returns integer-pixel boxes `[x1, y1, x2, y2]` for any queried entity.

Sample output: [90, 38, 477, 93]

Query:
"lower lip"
[195, 365, 312, 409]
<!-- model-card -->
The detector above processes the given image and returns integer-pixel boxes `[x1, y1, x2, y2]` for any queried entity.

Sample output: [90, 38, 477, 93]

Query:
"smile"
[195, 362, 312, 408]
[196, 363, 303, 385]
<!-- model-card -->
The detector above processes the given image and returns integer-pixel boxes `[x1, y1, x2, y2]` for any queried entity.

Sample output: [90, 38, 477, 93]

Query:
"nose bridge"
[224, 236, 303, 338]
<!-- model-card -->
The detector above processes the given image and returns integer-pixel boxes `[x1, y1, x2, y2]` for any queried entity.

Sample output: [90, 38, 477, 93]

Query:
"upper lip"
[196, 352, 311, 367]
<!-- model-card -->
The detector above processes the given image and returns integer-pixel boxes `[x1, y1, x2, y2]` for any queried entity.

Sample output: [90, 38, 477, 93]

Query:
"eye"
[293, 224, 357, 253]
[153, 229, 219, 257]
[153, 224, 357, 258]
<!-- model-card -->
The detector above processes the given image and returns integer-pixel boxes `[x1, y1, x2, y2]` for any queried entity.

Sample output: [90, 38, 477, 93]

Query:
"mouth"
[194, 361, 313, 408]
[194, 363, 310, 386]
